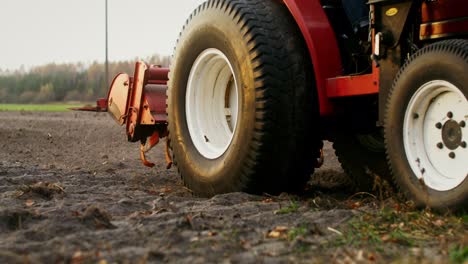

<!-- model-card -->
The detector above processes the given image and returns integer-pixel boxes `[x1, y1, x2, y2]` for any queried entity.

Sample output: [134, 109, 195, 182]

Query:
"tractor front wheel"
[385, 40, 468, 210]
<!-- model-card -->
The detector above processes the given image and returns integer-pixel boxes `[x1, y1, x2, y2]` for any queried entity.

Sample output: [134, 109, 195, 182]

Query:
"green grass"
[449, 245, 468, 263]
[333, 207, 467, 253]
[288, 226, 308, 241]
[275, 200, 300, 215]
[0, 103, 85, 112]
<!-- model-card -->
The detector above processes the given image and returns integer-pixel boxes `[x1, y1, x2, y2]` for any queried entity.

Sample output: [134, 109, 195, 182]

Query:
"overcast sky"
[0, 0, 204, 70]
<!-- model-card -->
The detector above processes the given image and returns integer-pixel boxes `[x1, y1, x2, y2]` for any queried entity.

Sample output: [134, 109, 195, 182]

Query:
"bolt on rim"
[186, 48, 240, 159]
[403, 80, 468, 191]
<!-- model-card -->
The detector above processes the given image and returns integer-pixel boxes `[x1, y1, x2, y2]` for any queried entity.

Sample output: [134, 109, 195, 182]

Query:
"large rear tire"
[167, 0, 321, 196]
[385, 40, 468, 210]
[333, 129, 391, 192]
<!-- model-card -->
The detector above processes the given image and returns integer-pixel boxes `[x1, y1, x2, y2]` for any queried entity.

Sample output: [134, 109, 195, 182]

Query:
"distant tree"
[0, 54, 172, 103]
[35, 83, 55, 103]
[18, 91, 37, 103]
[0, 87, 8, 103]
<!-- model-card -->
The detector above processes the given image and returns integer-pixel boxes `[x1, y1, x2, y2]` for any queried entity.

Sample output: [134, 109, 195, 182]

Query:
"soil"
[0, 111, 464, 263]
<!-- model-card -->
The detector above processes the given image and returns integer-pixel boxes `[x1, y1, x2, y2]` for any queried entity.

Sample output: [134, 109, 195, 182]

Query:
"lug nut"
[449, 152, 456, 159]
[460, 121, 466, 128]
[436, 123, 443, 129]
[461, 141, 467, 148]
[437, 143, 444, 149]
[447, 112, 453, 118]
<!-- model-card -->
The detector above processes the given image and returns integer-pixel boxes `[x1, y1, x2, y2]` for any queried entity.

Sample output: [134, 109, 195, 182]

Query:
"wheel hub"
[185, 48, 240, 159]
[441, 119, 463, 150]
[403, 80, 468, 191]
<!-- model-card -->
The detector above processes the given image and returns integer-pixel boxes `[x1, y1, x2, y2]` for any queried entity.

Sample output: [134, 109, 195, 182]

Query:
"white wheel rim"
[186, 49, 239, 159]
[403, 80, 468, 191]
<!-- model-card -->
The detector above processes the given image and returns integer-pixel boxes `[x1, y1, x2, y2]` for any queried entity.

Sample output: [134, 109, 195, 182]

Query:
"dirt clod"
[79, 205, 116, 230]
[17, 181, 64, 199]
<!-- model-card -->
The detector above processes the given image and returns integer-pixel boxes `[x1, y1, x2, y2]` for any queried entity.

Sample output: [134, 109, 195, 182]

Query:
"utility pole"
[105, 0, 109, 93]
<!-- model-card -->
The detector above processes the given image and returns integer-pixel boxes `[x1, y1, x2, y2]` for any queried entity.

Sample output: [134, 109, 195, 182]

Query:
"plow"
[76, 0, 467, 210]
[75, 63, 172, 168]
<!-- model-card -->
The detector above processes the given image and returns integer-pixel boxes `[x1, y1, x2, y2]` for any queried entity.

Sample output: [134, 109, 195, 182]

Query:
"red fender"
[283, 0, 342, 115]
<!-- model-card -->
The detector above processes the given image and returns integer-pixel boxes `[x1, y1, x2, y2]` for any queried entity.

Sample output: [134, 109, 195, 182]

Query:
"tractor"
[77, 0, 468, 210]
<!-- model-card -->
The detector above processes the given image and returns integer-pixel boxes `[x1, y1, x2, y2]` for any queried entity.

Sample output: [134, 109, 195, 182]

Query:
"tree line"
[0, 54, 170, 103]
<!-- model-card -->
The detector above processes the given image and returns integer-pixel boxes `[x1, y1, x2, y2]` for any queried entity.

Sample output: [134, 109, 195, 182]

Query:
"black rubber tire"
[384, 39, 468, 210]
[333, 130, 391, 192]
[167, 0, 321, 197]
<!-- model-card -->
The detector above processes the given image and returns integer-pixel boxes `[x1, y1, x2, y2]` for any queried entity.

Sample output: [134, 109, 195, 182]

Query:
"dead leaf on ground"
[201, 231, 217, 237]
[128, 210, 154, 219]
[267, 226, 289, 239]
[70, 250, 95, 264]
[381, 234, 391, 242]
[160, 186, 172, 194]
[433, 219, 445, 227]
[71, 251, 83, 264]
[349, 201, 362, 209]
